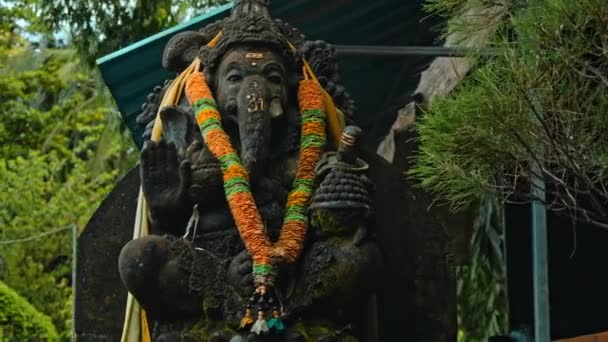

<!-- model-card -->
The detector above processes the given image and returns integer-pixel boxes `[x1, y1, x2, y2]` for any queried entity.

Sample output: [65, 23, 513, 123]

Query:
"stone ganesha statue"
[117, 1, 381, 340]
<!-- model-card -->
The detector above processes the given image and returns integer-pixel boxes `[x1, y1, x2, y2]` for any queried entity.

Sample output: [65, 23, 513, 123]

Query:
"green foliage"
[37, 0, 230, 64]
[0, 1, 46, 53]
[413, 0, 608, 339]
[424, 0, 518, 41]
[409, 58, 533, 210]
[411, 0, 608, 228]
[0, 4, 138, 339]
[456, 195, 508, 342]
[0, 152, 120, 338]
[0, 280, 59, 341]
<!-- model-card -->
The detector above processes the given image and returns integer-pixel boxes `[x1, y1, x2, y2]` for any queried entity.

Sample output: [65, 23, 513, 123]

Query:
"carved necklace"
[185, 64, 327, 292]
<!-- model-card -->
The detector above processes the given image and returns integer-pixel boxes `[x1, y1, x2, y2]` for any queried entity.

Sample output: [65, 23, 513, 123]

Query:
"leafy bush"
[411, 0, 608, 229]
[456, 195, 508, 341]
[36, 0, 230, 64]
[2, 1, 236, 340]
[0, 8, 137, 339]
[0, 280, 59, 341]
[412, 0, 608, 340]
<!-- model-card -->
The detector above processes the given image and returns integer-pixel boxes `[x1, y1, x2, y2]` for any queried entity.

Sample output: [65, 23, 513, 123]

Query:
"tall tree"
[411, 0, 608, 340]
[2, 1, 234, 339]
[411, 0, 608, 232]
[36, 0, 229, 63]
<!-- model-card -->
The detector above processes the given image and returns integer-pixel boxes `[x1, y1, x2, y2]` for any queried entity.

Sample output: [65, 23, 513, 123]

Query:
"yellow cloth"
[140, 310, 151, 342]
[287, 41, 346, 147]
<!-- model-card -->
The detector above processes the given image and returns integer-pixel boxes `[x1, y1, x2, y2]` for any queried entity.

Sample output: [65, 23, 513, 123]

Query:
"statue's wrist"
[147, 202, 192, 234]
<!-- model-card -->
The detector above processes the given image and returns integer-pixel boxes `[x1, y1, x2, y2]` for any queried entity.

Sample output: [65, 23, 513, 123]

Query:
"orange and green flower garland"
[185, 67, 326, 290]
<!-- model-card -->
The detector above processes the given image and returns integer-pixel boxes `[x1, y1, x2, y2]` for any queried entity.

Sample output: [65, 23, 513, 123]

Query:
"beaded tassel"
[267, 308, 285, 333]
[239, 308, 255, 330]
[250, 310, 269, 335]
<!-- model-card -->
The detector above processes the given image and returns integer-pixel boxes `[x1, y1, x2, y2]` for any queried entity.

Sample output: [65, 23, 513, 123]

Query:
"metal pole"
[334, 45, 502, 57]
[529, 92, 551, 342]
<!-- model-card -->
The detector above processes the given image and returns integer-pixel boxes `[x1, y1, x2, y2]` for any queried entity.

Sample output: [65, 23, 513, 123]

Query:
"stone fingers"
[186, 140, 203, 162]
[163, 141, 178, 174]
[141, 140, 163, 192]
[141, 140, 156, 171]
[178, 160, 192, 197]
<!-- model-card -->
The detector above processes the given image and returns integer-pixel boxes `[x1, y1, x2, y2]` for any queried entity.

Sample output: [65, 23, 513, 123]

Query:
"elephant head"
[213, 45, 289, 179]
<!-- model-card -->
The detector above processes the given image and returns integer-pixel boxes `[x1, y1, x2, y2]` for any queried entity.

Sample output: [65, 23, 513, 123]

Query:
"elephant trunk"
[238, 76, 273, 179]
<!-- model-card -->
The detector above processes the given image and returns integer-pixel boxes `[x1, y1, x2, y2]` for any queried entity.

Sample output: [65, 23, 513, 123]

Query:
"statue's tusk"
[269, 98, 283, 118]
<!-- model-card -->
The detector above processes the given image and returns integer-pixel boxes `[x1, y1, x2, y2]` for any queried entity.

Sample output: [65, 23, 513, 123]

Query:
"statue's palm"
[141, 141, 191, 221]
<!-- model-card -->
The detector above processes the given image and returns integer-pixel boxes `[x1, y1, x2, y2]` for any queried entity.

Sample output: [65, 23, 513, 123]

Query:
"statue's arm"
[140, 104, 224, 235]
[308, 152, 375, 241]
[290, 152, 381, 309]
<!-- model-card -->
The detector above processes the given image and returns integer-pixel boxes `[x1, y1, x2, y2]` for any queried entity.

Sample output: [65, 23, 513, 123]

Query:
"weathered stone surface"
[74, 167, 140, 341]
[376, 131, 458, 342]
[360, 148, 414, 341]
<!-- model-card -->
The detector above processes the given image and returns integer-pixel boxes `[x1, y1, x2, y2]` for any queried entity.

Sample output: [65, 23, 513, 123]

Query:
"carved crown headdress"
[199, 0, 296, 71]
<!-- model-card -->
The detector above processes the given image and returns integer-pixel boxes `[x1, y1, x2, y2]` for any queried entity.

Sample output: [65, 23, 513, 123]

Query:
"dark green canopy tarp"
[97, 0, 439, 148]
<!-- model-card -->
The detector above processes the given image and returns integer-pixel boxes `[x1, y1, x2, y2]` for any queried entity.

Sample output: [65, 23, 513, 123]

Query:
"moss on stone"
[182, 316, 361, 341]
[292, 321, 359, 341]
[187, 315, 240, 341]
[311, 258, 355, 301]
[202, 296, 218, 320]
[310, 209, 361, 237]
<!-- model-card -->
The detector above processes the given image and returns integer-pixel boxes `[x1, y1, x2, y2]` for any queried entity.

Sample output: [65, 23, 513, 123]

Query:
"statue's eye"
[268, 74, 283, 84]
[227, 74, 242, 83]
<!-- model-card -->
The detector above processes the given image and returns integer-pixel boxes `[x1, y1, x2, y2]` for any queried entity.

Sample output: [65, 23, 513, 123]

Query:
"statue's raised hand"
[141, 140, 192, 234]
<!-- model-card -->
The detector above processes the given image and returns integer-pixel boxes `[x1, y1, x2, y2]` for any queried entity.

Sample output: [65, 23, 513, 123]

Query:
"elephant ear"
[273, 18, 357, 120]
[162, 31, 208, 72]
[299, 40, 357, 121]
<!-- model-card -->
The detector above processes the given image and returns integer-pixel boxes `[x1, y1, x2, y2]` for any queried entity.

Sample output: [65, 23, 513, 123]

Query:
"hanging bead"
[239, 308, 255, 330]
[267, 308, 285, 334]
[250, 310, 269, 335]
